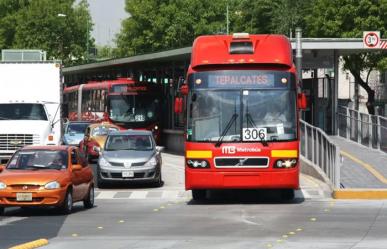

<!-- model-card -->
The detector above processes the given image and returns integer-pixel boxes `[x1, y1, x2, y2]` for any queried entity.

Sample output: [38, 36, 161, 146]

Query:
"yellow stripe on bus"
[271, 150, 298, 158]
[186, 150, 212, 158]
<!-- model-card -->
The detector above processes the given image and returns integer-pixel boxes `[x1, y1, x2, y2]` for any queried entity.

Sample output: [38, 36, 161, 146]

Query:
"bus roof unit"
[190, 34, 293, 69]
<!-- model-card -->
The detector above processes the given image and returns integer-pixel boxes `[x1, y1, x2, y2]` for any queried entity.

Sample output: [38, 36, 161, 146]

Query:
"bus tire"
[281, 189, 295, 200]
[192, 189, 206, 201]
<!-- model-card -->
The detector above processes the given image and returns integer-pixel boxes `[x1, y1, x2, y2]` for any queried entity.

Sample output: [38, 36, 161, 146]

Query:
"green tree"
[0, 0, 30, 48]
[0, 0, 93, 65]
[115, 0, 230, 57]
[305, 0, 387, 114]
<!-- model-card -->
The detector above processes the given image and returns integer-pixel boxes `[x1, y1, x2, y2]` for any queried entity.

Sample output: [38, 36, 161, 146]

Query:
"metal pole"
[86, 18, 89, 62]
[226, 2, 229, 35]
[295, 27, 302, 89]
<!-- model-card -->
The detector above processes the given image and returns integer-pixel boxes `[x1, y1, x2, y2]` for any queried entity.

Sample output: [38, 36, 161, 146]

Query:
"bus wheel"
[281, 189, 295, 200]
[192, 189, 206, 201]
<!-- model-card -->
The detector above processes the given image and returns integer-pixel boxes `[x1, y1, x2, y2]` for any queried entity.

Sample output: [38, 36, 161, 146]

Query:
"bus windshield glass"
[108, 95, 160, 123]
[187, 70, 297, 142]
[0, 103, 48, 121]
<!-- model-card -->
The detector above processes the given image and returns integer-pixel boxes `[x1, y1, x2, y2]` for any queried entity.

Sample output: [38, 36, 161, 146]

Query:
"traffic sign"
[363, 31, 380, 49]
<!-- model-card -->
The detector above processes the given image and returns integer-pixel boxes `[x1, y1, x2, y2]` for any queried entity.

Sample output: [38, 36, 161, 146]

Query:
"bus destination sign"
[190, 70, 292, 89]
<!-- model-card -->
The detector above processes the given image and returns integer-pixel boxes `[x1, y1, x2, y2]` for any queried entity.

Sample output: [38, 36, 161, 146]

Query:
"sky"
[85, 0, 129, 47]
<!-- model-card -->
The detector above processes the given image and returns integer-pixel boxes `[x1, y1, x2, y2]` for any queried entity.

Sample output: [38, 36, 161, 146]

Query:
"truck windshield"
[187, 89, 297, 142]
[108, 95, 160, 124]
[0, 104, 48, 121]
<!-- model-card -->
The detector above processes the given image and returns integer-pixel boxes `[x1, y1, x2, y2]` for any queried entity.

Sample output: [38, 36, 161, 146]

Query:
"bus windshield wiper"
[215, 114, 238, 148]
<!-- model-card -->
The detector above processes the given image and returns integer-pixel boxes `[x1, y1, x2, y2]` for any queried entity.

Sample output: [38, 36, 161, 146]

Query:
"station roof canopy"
[63, 38, 369, 74]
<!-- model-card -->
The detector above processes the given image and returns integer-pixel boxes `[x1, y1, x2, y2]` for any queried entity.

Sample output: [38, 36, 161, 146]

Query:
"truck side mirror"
[297, 93, 307, 110]
[174, 97, 183, 114]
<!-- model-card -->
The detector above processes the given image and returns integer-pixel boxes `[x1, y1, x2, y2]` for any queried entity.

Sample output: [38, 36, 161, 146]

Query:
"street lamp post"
[57, 13, 67, 62]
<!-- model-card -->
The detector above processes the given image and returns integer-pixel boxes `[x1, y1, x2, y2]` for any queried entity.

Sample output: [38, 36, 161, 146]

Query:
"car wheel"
[83, 185, 94, 209]
[59, 190, 73, 215]
[0, 206, 4, 215]
[153, 170, 163, 188]
[281, 189, 295, 201]
[192, 189, 206, 201]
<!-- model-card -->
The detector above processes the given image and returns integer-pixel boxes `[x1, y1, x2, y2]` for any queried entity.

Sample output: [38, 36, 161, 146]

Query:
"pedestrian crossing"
[95, 188, 330, 200]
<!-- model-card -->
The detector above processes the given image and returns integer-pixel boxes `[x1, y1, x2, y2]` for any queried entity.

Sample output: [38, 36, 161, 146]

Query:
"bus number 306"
[242, 128, 267, 141]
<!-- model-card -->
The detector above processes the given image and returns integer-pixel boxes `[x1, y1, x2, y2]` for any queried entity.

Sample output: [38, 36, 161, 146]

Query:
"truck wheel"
[192, 189, 206, 201]
[59, 190, 73, 215]
[281, 189, 295, 201]
[83, 185, 95, 209]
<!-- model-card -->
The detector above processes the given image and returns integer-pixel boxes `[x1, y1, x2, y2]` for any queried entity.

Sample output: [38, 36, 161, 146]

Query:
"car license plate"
[122, 171, 134, 178]
[16, 193, 32, 202]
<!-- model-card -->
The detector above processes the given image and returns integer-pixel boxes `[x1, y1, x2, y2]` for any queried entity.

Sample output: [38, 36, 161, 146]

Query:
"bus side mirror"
[297, 93, 307, 110]
[174, 97, 183, 114]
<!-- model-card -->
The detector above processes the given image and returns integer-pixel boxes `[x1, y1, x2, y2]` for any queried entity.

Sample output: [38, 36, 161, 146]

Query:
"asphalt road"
[1, 153, 387, 249]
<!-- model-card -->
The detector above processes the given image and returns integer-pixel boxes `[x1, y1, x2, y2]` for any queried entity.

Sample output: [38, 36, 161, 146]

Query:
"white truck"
[0, 62, 62, 162]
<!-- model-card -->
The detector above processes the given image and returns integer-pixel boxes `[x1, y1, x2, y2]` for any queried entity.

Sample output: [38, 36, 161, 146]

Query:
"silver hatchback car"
[96, 130, 163, 187]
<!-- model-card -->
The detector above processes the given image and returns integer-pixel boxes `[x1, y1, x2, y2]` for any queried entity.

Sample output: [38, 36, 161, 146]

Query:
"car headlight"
[144, 156, 157, 167]
[0, 182, 7, 190]
[99, 156, 111, 168]
[44, 181, 60, 190]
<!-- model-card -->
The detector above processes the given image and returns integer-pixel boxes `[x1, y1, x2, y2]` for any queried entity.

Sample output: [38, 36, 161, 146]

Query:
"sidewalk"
[329, 136, 387, 189]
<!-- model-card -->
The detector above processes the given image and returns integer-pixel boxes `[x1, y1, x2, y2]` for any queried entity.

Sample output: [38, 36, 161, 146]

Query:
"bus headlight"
[274, 159, 297, 168]
[187, 159, 210, 169]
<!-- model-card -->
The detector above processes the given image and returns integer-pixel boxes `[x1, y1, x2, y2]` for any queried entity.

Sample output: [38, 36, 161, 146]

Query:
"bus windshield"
[187, 89, 297, 142]
[108, 95, 160, 123]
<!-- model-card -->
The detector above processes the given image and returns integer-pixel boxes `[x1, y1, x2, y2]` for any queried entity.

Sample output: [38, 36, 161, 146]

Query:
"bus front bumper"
[185, 169, 299, 190]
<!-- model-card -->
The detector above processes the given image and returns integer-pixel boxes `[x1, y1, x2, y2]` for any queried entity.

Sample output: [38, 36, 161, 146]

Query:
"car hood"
[102, 150, 155, 164]
[0, 169, 66, 185]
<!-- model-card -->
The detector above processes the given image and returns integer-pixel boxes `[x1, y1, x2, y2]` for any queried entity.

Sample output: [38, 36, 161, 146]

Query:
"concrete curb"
[9, 239, 48, 249]
[333, 189, 387, 199]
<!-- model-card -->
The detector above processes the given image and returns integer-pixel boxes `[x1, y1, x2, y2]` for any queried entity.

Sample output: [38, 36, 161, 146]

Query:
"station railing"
[300, 119, 341, 189]
[337, 105, 387, 153]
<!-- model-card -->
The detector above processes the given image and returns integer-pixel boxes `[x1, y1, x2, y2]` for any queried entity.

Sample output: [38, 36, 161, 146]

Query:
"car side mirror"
[156, 146, 164, 153]
[72, 164, 83, 171]
[297, 93, 307, 110]
[93, 146, 101, 154]
[0, 164, 5, 173]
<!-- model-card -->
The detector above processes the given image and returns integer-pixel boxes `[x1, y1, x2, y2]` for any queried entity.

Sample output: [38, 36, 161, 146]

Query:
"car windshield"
[92, 126, 119, 136]
[7, 150, 68, 170]
[187, 89, 297, 142]
[105, 134, 153, 151]
[66, 123, 90, 134]
[108, 95, 160, 123]
[0, 103, 47, 120]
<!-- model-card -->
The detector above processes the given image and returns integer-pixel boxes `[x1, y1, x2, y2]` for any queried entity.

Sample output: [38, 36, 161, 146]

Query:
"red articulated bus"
[64, 78, 162, 141]
[176, 33, 306, 200]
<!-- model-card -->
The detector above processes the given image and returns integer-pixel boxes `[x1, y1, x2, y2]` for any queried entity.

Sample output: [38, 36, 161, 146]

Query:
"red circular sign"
[364, 32, 380, 48]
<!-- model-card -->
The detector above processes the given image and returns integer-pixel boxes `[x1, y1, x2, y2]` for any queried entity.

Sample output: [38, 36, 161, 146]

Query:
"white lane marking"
[161, 190, 179, 199]
[128, 191, 148, 199]
[0, 217, 28, 226]
[96, 191, 116, 199]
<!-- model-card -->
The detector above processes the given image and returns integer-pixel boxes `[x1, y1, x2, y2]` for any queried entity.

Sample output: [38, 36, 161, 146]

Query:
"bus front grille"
[214, 157, 269, 168]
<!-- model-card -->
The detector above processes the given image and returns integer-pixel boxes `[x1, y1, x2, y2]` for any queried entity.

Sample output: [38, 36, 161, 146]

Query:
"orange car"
[79, 122, 120, 162]
[0, 145, 94, 215]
